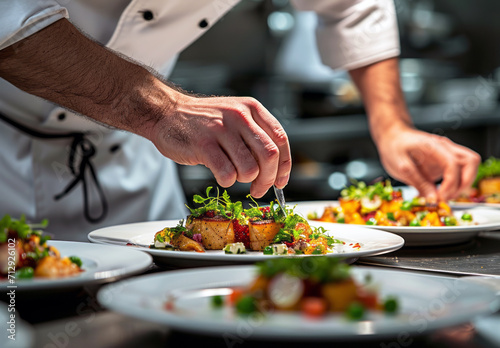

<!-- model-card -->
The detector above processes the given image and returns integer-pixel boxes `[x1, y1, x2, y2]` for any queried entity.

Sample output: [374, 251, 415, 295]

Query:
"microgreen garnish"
[340, 180, 395, 201]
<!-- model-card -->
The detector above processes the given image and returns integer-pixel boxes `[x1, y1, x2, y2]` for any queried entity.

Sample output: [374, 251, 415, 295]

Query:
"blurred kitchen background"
[170, 0, 500, 204]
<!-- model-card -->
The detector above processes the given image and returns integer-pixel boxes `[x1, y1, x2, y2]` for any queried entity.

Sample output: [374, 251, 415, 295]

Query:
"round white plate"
[97, 266, 500, 340]
[0, 241, 152, 292]
[291, 201, 500, 246]
[449, 201, 500, 209]
[397, 186, 500, 210]
[88, 220, 404, 267]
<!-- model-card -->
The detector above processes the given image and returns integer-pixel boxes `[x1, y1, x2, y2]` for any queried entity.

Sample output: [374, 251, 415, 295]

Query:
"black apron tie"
[0, 111, 108, 223]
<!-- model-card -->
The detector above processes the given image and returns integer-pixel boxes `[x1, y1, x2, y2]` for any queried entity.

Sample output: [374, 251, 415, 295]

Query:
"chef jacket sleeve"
[290, 0, 400, 71]
[0, 0, 69, 50]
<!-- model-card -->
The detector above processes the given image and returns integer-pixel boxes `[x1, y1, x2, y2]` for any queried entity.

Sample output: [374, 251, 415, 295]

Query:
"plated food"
[97, 263, 500, 339]
[308, 181, 474, 227]
[0, 215, 82, 280]
[152, 187, 349, 255]
[455, 157, 500, 204]
[201, 256, 398, 319]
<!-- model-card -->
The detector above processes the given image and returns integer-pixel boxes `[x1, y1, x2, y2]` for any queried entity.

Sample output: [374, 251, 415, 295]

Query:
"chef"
[0, 0, 479, 241]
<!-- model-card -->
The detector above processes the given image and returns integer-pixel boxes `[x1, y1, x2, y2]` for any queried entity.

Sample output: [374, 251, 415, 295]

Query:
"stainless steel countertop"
[359, 232, 500, 277]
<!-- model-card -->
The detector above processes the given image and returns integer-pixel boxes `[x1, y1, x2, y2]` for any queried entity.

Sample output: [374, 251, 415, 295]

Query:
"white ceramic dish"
[88, 220, 404, 267]
[449, 201, 500, 209]
[396, 185, 500, 210]
[97, 266, 500, 341]
[292, 201, 500, 246]
[0, 241, 152, 292]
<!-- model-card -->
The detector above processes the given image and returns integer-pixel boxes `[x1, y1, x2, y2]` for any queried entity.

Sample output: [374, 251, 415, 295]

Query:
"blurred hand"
[376, 125, 481, 201]
[150, 94, 291, 198]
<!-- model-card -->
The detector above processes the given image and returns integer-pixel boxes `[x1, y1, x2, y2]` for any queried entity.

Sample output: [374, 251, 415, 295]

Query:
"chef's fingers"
[438, 140, 481, 200]
[396, 157, 438, 201]
[437, 160, 462, 202]
[201, 141, 238, 188]
[238, 122, 280, 198]
[455, 144, 481, 195]
[246, 99, 291, 189]
[217, 132, 260, 184]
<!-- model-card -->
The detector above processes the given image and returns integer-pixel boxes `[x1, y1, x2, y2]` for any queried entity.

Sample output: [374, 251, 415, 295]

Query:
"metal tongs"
[273, 185, 286, 215]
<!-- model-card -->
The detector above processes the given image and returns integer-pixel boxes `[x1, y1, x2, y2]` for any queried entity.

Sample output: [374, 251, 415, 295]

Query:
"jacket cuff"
[0, 1, 68, 50]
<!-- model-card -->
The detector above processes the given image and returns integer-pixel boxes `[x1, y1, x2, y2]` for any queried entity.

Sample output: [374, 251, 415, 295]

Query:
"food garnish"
[200, 257, 399, 319]
[455, 157, 500, 204]
[151, 187, 350, 254]
[0, 215, 83, 279]
[310, 181, 473, 227]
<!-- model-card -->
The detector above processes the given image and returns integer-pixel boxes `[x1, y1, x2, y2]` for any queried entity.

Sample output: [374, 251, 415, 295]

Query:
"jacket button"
[142, 10, 154, 21]
[57, 113, 66, 121]
[198, 19, 209, 28]
[109, 144, 121, 153]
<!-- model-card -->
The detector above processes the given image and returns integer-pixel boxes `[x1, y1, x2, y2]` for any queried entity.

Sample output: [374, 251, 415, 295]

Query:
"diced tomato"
[392, 191, 402, 199]
[228, 288, 244, 305]
[357, 290, 378, 310]
[164, 301, 174, 311]
[301, 297, 328, 319]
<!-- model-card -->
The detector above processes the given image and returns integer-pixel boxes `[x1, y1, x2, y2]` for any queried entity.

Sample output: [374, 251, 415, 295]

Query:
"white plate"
[449, 201, 500, 209]
[88, 220, 404, 267]
[0, 241, 152, 292]
[97, 266, 500, 340]
[292, 201, 500, 246]
[396, 186, 500, 210]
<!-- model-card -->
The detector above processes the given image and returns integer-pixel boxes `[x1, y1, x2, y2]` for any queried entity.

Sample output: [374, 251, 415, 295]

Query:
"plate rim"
[88, 220, 405, 262]
[97, 265, 500, 340]
[290, 200, 500, 234]
[0, 240, 153, 291]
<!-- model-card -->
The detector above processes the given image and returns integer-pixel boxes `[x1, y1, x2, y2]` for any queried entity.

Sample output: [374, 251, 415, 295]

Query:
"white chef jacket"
[0, 0, 399, 241]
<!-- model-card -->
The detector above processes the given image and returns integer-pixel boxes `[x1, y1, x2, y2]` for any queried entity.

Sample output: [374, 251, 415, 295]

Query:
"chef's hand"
[0, 19, 291, 198]
[376, 124, 480, 201]
[349, 58, 481, 201]
[149, 93, 291, 198]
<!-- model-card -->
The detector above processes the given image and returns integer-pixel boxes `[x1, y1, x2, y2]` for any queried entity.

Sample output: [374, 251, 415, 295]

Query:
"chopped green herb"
[365, 218, 377, 225]
[386, 212, 395, 221]
[15, 267, 34, 279]
[409, 219, 421, 227]
[212, 295, 224, 308]
[383, 296, 399, 314]
[346, 302, 365, 320]
[444, 216, 457, 226]
[263, 246, 273, 255]
[400, 201, 413, 211]
[69, 256, 82, 268]
[340, 180, 394, 201]
[474, 157, 500, 187]
[235, 295, 258, 315]
[461, 213, 472, 221]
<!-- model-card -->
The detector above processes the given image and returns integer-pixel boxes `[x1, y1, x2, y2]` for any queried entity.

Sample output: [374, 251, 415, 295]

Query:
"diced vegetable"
[384, 296, 399, 314]
[15, 267, 34, 279]
[461, 213, 473, 221]
[211, 295, 224, 308]
[345, 302, 365, 320]
[235, 295, 258, 315]
[69, 256, 82, 267]
[301, 297, 327, 318]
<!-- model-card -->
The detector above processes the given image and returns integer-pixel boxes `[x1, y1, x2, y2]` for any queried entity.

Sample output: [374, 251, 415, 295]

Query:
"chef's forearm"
[0, 18, 176, 139]
[348, 58, 413, 145]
